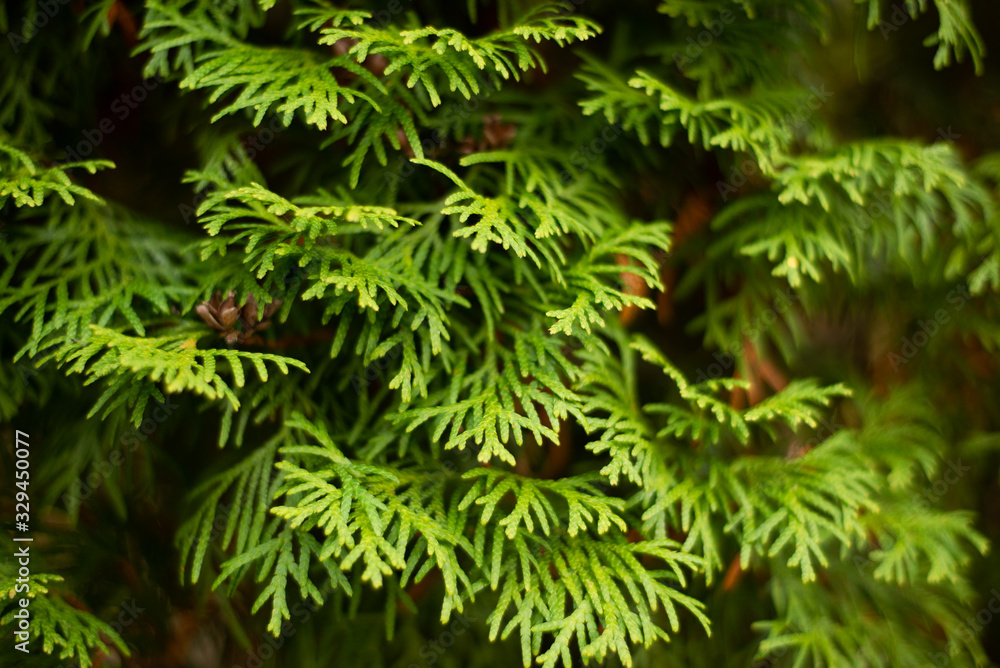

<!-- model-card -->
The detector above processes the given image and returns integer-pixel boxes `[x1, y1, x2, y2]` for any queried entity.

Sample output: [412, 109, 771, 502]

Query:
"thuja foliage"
[2, 0, 1000, 666]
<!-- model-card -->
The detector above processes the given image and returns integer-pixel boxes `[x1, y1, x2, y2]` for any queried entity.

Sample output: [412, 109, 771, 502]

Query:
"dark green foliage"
[2, 0, 1000, 667]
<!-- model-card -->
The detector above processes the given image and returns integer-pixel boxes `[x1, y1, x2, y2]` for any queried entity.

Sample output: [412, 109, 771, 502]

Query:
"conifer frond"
[730, 434, 880, 581]
[859, 0, 985, 74]
[215, 526, 350, 634]
[196, 181, 419, 272]
[774, 140, 976, 212]
[576, 332, 668, 486]
[327, 92, 426, 188]
[0, 202, 198, 357]
[0, 137, 112, 208]
[301, 235, 461, 369]
[313, 2, 599, 106]
[79, 0, 119, 48]
[701, 140, 998, 289]
[547, 224, 670, 337]
[636, 456, 738, 582]
[633, 434, 881, 585]
[576, 57, 666, 147]
[208, 413, 478, 631]
[654, 0, 824, 97]
[634, 336, 850, 444]
[711, 195, 859, 286]
[0, 46, 61, 144]
[457, 148, 611, 239]
[0, 564, 128, 667]
[183, 426, 356, 636]
[580, 66, 816, 171]
[582, 334, 880, 582]
[180, 46, 382, 129]
[742, 378, 852, 433]
[756, 566, 988, 667]
[137, 0, 265, 78]
[269, 460, 476, 620]
[863, 502, 988, 585]
[656, 0, 756, 24]
[304, 3, 595, 182]
[461, 469, 628, 539]
[851, 387, 946, 490]
[176, 436, 282, 584]
[391, 318, 588, 465]
[54, 325, 308, 410]
[418, 158, 544, 261]
[415, 159, 668, 338]
[483, 531, 708, 668]
[292, 7, 372, 33]
[193, 181, 460, 385]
